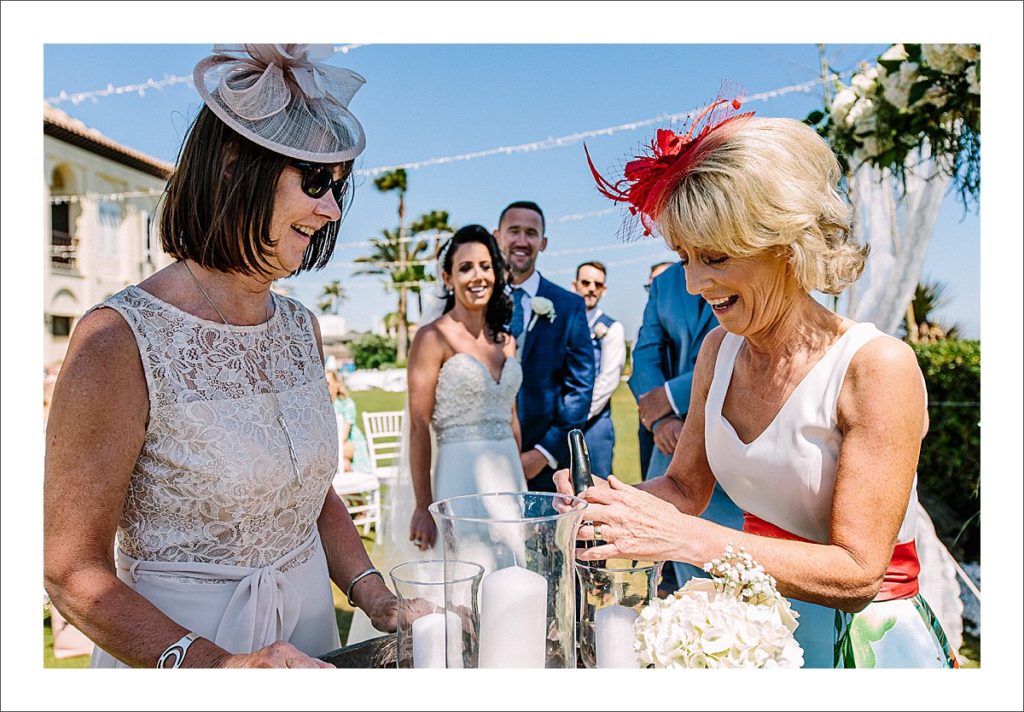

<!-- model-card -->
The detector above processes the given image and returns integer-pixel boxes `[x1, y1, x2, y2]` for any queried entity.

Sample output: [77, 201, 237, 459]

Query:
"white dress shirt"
[664, 383, 681, 416]
[586, 308, 626, 420]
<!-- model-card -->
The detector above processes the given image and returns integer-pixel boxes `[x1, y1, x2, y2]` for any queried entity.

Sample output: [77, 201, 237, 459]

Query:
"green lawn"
[43, 608, 91, 668]
[609, 381, 642, 484]
[350, 389, 407, 416]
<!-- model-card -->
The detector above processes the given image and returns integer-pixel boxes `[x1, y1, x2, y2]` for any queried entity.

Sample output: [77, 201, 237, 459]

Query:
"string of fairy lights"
[48, 71, 848, 208]
[43, 52, 858, 304]
[44, 45, 366, 107]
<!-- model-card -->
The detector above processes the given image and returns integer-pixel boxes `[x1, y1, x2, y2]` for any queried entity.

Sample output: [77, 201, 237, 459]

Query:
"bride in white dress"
[406, 225, 526, 549]
[347, 225, 525, 644]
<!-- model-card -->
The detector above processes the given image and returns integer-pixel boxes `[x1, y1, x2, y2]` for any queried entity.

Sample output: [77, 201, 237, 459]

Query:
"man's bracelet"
[346, 566, 385, 607]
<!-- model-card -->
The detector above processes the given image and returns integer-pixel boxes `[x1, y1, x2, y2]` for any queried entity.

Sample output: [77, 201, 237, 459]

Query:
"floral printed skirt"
[834, 594, 958, 668]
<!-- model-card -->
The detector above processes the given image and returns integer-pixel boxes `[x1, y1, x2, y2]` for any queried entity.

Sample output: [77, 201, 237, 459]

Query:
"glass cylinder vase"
[575, 558, 663, 669]
[429, 492, 587, 668]
[389, 559, 484, 668]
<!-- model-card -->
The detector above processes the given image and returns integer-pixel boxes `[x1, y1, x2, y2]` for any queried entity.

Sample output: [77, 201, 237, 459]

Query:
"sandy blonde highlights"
[656, 117, 867, 295]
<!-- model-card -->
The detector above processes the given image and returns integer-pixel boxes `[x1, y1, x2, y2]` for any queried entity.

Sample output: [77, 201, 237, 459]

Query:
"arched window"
[48, 289, 78, 338]
[50, 166, 77, 271]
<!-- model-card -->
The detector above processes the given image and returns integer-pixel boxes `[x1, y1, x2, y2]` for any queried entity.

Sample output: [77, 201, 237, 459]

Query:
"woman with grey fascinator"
[44, 45, 397, 668]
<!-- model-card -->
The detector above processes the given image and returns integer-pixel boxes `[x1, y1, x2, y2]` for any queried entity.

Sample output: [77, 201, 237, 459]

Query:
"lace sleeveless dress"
[90, 286, 341, 667]
[431, 353, 526, 502]
[705, 323, 955, 668]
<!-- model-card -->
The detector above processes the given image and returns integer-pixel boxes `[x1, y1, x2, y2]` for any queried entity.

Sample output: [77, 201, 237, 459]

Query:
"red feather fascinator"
[586, 94, 754, 238]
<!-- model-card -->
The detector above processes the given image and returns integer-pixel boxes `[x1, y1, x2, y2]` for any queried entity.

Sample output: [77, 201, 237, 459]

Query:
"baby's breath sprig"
[702, 544, 780, 606]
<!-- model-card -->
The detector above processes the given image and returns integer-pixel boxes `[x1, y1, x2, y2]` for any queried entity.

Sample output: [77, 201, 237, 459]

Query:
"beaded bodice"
[431, 353, 521, 445]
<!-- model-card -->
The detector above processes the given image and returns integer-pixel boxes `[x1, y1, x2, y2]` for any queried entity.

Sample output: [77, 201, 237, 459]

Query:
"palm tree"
[903, 280, 962, 343]
[354, 227, 433, 347]
[362, 171, 453, 363]
[409, 209, 454, 313]
[372, 169, 411, 362]
[317, 279, 346, 315]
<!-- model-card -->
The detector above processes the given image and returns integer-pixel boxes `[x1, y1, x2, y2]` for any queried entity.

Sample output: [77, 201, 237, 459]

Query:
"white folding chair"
[334, 412, 382, 541]
[333, 470, 382, 541]
[361, 410, 404, 485]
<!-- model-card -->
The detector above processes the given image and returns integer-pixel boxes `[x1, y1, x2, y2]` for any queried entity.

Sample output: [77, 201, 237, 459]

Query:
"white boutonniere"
[592, 322, 609, 340]
[527, 296, 556, 332]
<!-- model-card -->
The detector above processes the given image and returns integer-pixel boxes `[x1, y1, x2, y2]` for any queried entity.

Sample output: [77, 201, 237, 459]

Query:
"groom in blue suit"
[495, 201, 594, 493]
[629, 260, 743, 585]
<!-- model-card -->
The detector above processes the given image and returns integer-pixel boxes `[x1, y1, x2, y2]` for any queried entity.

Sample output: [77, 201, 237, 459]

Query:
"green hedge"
[350, 333, 398, 370]
[911, 339, 980, 560]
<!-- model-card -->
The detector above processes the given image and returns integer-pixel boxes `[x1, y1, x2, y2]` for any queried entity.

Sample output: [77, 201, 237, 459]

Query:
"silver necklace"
[182, 260, 302, 484]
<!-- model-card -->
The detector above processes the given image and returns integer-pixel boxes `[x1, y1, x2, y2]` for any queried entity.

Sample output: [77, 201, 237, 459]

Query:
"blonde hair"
[656, 117, 866, 294]
[326, 369, 349, 400]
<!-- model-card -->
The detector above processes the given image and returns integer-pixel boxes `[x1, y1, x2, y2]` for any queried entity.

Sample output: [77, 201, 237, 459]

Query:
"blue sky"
[42, 42, 980, 339]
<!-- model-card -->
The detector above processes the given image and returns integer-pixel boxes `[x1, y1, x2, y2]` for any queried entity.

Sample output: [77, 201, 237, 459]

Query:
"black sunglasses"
[290, 160, 348, 206]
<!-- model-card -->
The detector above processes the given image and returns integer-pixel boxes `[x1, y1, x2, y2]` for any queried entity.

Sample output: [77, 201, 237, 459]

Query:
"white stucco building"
[43, 103, 174, 366]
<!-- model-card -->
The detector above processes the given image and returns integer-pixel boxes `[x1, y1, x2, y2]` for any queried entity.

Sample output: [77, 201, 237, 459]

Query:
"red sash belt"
[743, 512, 920, 602]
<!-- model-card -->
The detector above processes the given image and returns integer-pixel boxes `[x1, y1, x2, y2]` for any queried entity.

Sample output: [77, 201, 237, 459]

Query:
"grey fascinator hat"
[193, 44, 366, 163]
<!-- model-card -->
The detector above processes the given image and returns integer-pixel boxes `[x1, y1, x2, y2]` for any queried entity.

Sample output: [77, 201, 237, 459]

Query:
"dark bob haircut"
[160, 105, 353, 277]
[441, 224, 513, 342]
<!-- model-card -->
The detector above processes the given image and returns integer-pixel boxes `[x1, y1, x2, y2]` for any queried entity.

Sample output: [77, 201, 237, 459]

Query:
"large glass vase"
[429, 492, 587, 668]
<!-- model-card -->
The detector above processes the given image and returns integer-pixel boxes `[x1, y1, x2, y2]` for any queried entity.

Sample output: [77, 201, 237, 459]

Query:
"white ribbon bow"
[208, 44, 364, 121]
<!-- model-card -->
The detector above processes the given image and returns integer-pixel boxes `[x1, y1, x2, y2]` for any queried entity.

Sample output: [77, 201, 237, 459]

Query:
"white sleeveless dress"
[431, 353, 526, 502]
[705, 323, 955, 668]
[91, 286, 341, 666]
[345, 352, 526, 645]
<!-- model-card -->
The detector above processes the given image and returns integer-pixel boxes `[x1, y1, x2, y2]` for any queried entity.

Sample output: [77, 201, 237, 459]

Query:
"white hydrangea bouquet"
[634, 545, 804, 668]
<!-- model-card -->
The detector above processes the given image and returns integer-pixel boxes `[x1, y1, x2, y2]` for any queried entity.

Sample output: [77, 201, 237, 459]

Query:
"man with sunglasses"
[571, 261, 625, 477]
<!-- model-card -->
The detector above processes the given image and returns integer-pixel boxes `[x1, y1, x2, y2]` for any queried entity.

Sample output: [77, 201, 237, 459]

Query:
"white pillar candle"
[412, 612, 446, 668]
[445, 613, 465, 669]
[595, 604, 639, 668]
[478, 565, 548, 668]
[411, 611, 466, 668]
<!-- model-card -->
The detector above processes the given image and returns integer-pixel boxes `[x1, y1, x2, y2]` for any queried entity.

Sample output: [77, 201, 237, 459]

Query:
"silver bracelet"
[346, 566, 384, 607]
[156, 632, 200, 668]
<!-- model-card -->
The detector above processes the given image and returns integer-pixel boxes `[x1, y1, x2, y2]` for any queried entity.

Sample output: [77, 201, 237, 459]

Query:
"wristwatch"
[156, 632, 200, 668]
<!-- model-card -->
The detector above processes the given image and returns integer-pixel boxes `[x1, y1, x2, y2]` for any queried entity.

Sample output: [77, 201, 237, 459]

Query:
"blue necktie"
[510, 287, 525, 338]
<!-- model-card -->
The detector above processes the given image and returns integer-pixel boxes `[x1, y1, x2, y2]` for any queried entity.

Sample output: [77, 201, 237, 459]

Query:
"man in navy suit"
[629, 260, 743, 587]
[571, 261, 625, 477]
[495, 201, 594, 493]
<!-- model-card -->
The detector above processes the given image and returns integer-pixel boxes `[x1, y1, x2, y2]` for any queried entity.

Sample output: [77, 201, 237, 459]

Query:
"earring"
[445, 286, 453, 296]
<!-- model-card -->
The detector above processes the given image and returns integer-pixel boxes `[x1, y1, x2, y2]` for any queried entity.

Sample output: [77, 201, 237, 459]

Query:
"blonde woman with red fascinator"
[557, 96, 957, 668]
[44, 45, 397, 668]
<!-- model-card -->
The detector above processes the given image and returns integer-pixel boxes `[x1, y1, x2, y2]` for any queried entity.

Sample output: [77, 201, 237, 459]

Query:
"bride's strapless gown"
[345, 352, 525, 646]
[431, 353, 526, 501]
